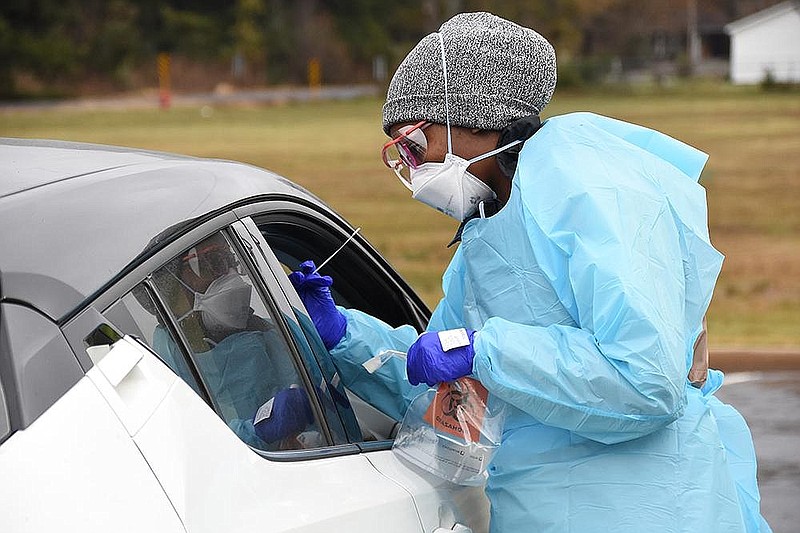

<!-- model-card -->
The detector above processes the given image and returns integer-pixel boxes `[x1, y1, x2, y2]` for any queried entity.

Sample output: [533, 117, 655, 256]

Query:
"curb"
[710, 348, 800, 372]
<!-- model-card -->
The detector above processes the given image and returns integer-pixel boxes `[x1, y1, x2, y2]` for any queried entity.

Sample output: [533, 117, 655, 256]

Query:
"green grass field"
[2, 86, 799, 348]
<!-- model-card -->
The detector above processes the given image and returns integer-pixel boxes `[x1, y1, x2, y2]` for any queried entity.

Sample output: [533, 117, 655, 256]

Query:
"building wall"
[729, 7, 800, 84]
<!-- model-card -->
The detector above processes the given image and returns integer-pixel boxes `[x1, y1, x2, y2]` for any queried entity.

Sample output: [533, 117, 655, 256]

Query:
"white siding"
[729, 7, 800, 84]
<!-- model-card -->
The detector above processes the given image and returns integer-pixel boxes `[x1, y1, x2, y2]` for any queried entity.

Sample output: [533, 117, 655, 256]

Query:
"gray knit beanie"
[382, 12, 557, 134]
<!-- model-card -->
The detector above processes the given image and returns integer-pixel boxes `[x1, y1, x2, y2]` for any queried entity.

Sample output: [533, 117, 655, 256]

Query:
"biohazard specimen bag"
[392, 377, 507, 486]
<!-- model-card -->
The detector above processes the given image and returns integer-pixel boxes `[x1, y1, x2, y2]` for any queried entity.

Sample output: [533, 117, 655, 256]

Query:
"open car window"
[256, 214, 429, 442]
[258, 216, 427, 330]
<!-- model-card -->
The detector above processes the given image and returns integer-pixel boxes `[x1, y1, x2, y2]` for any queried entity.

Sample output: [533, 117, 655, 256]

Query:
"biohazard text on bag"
[392, 377, 507, 486]
[423, 378, 489, 442]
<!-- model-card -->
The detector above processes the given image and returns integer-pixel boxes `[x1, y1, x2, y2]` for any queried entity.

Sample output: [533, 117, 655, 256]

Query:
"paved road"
[717, 371, 800, 533]
[0, 85, 381, 112]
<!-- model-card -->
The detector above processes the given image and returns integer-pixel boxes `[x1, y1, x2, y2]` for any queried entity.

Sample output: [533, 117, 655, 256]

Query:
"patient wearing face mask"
[150, 234, 317, 451]
[171, 254, 259, 344]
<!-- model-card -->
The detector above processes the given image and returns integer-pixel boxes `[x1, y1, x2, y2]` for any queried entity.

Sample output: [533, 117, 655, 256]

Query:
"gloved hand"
[253, 387, 314, 444]
[407, 328, 476, 387]
[289, 260, 347, 350]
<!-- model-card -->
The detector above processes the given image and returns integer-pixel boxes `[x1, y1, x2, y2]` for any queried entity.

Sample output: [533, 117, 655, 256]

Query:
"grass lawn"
[2, 85, 798, 348]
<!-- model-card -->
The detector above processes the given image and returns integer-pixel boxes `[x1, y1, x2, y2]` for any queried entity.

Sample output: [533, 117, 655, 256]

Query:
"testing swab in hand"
[312, 227, 362, 275]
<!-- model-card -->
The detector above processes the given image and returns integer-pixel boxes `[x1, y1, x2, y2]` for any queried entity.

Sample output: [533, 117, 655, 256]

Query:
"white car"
[0, 138, 489, 532]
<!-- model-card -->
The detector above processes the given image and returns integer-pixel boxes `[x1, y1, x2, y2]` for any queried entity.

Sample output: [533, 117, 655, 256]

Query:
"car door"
[233, 201, 491, 533]
[96, 225, 426, 533]
[0, 304, 185, 533]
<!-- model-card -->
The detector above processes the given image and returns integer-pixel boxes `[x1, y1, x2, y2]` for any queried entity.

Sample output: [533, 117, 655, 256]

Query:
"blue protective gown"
[332, 112, 771, 532]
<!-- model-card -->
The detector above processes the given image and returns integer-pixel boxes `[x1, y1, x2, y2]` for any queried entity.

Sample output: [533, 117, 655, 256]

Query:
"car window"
[257, 215, 428, 441]
[104, 286, 205, 398]
[107, 231, 326, 452]
[258, 217, 427, 330]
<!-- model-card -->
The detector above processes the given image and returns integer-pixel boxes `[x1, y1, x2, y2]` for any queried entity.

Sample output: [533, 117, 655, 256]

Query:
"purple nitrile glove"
[407, 328, 476, 387]
[289, 260, 347, 350]
[253, 387, 314, 444]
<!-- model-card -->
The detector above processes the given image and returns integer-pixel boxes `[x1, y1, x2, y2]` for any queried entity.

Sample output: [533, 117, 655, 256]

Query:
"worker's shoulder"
[540, 111, 634, 136]
[523, 112, 629, 157]
[533, 112, 706, 180]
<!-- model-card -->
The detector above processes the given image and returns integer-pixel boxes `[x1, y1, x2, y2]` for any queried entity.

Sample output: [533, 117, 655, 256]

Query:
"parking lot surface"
[717, 370, 800, 533]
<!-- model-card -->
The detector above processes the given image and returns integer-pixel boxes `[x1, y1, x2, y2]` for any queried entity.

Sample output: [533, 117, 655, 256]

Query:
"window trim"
[140, 278, 216, 409]
[233, 218, 367, 444]
[224, 225, 339, 448]
[253, 443, 364, 462]
[0, 369, 10, 444]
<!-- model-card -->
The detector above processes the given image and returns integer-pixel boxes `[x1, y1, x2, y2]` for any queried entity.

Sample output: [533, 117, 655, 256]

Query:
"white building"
[725, 0, 800, 84]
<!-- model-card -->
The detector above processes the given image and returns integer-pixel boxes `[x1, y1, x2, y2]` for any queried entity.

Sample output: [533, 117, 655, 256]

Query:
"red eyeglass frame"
[381, 121, 431, 172]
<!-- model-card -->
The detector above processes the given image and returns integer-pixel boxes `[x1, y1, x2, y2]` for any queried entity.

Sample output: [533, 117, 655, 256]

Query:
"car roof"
[0, 138, 326, 322]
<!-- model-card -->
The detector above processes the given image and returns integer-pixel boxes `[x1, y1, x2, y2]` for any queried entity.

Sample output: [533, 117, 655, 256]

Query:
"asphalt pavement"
[717, 370, 800, 533]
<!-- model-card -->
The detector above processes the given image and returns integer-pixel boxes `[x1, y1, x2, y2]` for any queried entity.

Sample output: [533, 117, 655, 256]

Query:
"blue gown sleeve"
[472, 121, 699, 445]
[153, 328, 276, 448]
[330, 307, 428, 421]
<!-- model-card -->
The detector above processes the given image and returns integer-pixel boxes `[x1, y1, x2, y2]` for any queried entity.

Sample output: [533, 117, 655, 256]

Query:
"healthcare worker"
[289, 12, 773, 533]
[151, 234, 316, 450]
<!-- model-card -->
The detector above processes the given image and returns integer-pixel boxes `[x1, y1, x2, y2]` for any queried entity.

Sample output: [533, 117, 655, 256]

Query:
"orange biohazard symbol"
[423, 377, 489, 442]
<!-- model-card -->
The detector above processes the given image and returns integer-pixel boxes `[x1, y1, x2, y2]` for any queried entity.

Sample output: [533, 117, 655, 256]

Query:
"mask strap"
[437, 32, 453, 155]
[176, 309, 194, 323]
[437, 32, 520, 164]
[467, 139, 523, 164]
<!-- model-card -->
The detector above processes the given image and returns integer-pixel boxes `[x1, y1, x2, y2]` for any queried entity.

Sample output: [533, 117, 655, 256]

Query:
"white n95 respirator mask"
[402, 31, 522, 222]
[409, 141, 519, 222]
[194, 269, 252, 332]
[177, 269, 253, 332]
[410, 153, 496, 221]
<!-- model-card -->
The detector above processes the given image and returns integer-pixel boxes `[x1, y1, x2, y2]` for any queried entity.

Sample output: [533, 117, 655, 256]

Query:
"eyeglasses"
[381, 121, 430, 188]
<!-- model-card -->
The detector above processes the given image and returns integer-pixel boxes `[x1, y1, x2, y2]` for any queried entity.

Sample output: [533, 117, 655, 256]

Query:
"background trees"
[0, 0, 786, 98]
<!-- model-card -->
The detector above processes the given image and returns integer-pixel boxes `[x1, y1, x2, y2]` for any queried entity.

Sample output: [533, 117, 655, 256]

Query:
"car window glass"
[114, 232, 325, 452]
[104, 286, 204, 397]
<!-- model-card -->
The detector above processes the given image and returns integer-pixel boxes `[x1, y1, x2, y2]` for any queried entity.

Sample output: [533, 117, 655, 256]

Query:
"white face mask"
[177, 269, 253, 332]
[410, 152, 498, 221]
[405, 32, 521, 222]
